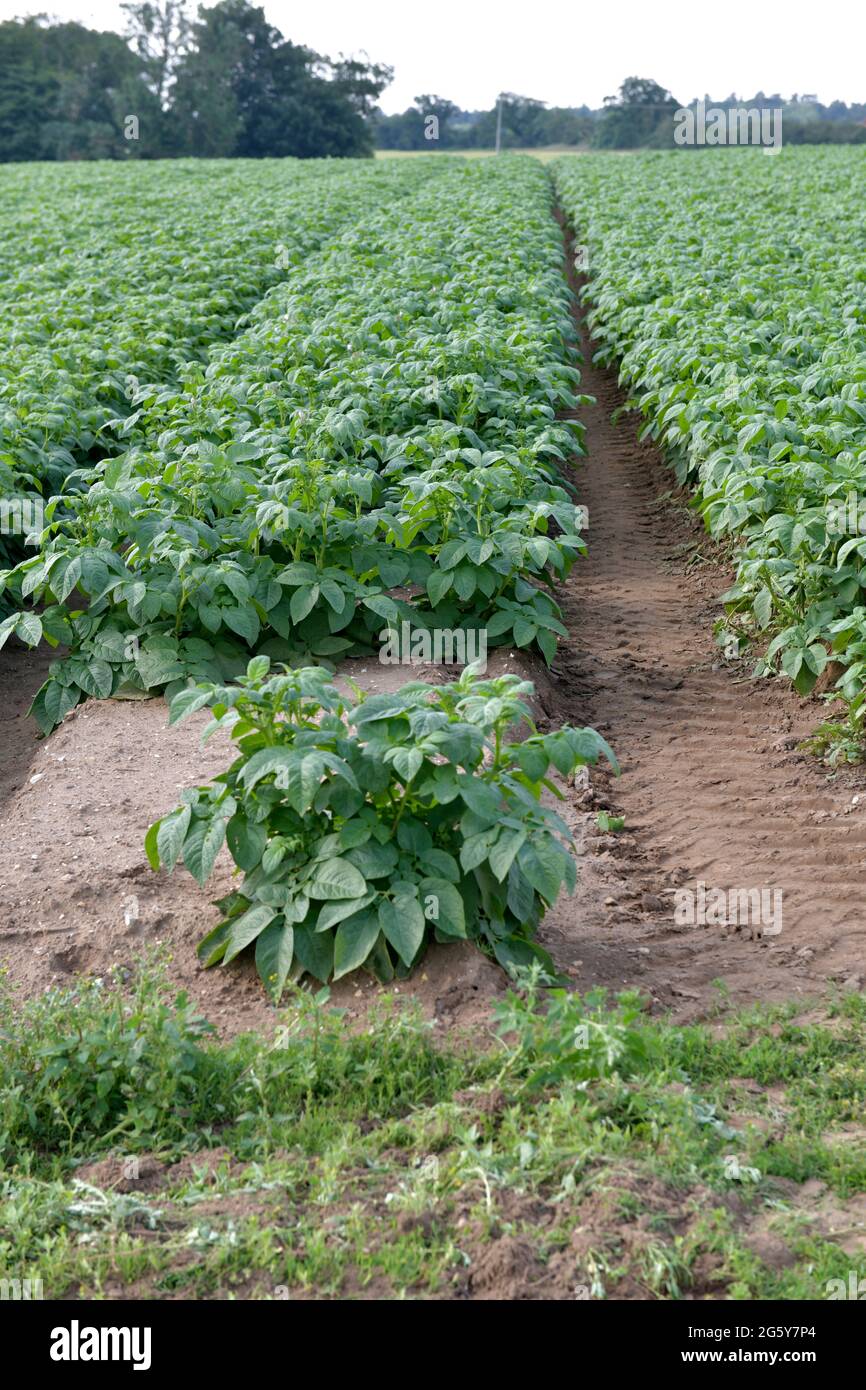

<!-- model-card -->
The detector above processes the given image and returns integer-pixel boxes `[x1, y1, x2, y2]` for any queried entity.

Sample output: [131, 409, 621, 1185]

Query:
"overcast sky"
[3, 1, 862, 113]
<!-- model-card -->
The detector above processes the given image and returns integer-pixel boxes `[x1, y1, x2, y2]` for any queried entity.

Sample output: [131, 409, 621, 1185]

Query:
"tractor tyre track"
[539, 216, 866, 1019]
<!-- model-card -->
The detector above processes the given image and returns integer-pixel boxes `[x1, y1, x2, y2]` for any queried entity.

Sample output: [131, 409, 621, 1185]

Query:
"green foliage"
[1, 955, 863, 1299]
[493, 964, 657, 1089]
[376, 94, 595, 152]
[0, 15, 161, 162]
[5, 157, 590, 724]
[146, 660, 617, 993]
[800, 710, 866, 765]
[0, 5, 390, 162]
[170, 1, 391, 160]
[0, 962, 231, 1161]
[593, 77, 680, 149]
[555, 148, 866, 728]
[0, 155, 384, 610]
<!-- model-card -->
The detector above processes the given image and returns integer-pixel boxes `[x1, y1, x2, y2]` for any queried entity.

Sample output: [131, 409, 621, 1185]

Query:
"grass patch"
[1, 960, 864, 1300]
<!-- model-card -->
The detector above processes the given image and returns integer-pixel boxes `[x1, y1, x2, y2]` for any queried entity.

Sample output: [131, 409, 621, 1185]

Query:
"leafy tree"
[375, 93, 460, 150]
[594, 75, 680, 148]
[331, 55, 395, 121]
[121, 0, 191, 107]
[0, 7, 390, 161]
[0, 16, 159, 160]
[472, 92, 547, 148]
[169, 0, 390, 157]
[412, 93, 459, 144]
[374, 92, 592, 152]
[0, 18, 57, 160]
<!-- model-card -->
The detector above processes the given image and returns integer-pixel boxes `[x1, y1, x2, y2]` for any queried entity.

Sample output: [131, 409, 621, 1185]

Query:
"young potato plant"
[146, 660, 617, 998]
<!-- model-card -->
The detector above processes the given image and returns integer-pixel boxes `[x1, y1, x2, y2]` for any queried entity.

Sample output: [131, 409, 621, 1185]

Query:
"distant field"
[375, 145, 586, 162]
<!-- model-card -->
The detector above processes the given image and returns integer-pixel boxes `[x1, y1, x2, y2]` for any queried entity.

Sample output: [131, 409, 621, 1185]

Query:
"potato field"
[1, 149, 865, 1309]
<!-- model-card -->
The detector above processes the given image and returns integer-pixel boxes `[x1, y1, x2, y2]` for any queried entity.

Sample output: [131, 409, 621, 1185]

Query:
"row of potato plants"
[554, 148, 866, 743]
[0, 159, 434, 579]
[3, 158, 592, 734]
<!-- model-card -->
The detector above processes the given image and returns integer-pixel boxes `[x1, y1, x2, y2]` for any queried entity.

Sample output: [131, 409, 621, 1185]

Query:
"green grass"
[1, 959, 864, 1300]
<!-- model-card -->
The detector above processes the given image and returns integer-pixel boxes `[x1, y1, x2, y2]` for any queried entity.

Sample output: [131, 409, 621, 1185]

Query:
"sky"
[3, 1, 863, 114]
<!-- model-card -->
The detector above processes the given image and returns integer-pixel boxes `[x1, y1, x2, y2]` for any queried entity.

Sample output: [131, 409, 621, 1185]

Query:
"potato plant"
[146, 660, 617, 996]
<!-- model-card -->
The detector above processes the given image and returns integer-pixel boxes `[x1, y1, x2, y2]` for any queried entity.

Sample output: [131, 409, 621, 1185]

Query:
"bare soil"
[70, 1145, 866, 1301]
[0, 219, 863, 1032]
[539, 223, 866, 1019]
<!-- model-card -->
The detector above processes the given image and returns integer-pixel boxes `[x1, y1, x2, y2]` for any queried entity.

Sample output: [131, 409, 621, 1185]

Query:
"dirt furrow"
[540, 216, 865, 1017]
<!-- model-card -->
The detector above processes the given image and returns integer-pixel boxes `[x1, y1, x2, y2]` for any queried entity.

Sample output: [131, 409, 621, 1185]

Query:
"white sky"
[4, 1, 864, 114]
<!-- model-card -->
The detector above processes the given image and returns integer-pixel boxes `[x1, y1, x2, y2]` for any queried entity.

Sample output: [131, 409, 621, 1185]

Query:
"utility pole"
[495, 95, 503, 154]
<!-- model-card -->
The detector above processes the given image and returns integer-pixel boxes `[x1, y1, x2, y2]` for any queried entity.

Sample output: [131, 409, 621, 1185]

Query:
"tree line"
[1, 10, 864, 163]
[376, 94, 595, 151]
[0, 2, 391, 161]
[382, 79, 866, 151]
